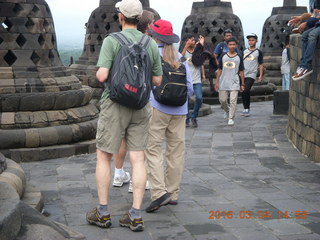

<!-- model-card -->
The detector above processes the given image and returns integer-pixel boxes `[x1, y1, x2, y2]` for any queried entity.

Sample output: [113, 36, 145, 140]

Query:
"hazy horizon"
[46, 0, 309, 49]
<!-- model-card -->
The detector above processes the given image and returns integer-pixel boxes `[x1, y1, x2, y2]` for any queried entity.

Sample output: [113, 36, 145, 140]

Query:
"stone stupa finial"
[283, 0, 297, 7]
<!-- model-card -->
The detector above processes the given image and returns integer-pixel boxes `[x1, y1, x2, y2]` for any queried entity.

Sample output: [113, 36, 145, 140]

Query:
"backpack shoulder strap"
[110, 32, 131, 46]
[138, 34, 151, 48]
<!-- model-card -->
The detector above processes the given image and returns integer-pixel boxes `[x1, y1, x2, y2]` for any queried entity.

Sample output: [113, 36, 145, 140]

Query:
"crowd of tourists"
[85, 0, 320, 233]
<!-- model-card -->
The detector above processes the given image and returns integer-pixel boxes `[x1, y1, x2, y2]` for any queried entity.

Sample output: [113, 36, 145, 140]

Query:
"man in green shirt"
[86, 0, 162, 232]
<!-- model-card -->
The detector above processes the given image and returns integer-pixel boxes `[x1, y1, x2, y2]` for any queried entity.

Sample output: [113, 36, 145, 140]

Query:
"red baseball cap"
[147, 19, 180, 44]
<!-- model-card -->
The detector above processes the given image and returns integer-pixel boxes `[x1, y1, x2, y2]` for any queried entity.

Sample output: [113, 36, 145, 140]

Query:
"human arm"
[152, 76, 162, 87]
[96, 67, 110, 83]
[258, 50, 264, 82]
[181, 38, 194, 56]
[201, 65, 206, 80]
[258, 64, 264, 82]
[214, 69, 221, 92]
[184, 62, 194, 97]
[239, 71, 245, 92]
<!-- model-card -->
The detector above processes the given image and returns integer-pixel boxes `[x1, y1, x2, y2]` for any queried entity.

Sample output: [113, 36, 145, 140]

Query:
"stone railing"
[288, 34, 320, 162]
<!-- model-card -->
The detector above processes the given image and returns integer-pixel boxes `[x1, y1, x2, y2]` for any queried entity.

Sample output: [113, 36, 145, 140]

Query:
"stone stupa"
[70, 0, 158, 98]
[180, 0, 245, 52]
[0, 0, 99, 161]
[261, 0, 307, 86]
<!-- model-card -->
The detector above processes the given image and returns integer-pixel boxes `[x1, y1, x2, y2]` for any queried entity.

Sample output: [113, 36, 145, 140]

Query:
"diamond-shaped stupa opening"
[43, 19, 50, 32]
[105, 22, 110, 31]
[4, 50, 17, 66]
[113, 14, 118, 21]
[25, 18, 35, 30]
[211, 20, 217, 26]
[97, 35, 103, 44]
[30, 51, 40, 64]
[13, 3, 24, 14]
[16, 34, 27, 47]
[101, 13, 107, 20]
[4, 18, 13, 31]
[218, 28, 224, 35]
[211, 36, 217, 44]
[32, 5, 40, 14]
[0, 36, 3, 45]
[38, 34, 45, 46]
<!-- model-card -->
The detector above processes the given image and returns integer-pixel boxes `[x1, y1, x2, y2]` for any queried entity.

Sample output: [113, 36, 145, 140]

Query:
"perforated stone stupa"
[261, 0, 307, 85]
[70, 0, 155, 98]
[180, 0, 245, 52]
[0, 0, 99, 161]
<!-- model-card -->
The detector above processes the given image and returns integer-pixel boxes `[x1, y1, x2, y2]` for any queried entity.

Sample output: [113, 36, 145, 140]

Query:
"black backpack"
[153, 58, 187, 106]
[108, 32, 152, 110]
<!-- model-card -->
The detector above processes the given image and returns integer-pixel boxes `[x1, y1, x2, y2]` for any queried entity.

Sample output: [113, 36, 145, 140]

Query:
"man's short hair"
[182, 33, 194, 42]
[226, 37, 238, 44]
[123, 16, 140, 25]
[223, 29, 233, 36]
[137, 10, 154, 33]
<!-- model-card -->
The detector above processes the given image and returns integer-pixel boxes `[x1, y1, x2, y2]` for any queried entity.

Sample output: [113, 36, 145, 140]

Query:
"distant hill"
[58, 48, 83, 66]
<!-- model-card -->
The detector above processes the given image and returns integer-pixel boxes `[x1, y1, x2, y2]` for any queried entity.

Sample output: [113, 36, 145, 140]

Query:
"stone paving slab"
[21, 101, 320, 240]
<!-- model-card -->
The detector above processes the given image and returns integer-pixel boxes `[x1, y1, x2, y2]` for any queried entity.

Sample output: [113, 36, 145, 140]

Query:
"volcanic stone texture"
[0, 0, 99, 161]
[261, 0, 307, 86]
[288, 34, 320, 162]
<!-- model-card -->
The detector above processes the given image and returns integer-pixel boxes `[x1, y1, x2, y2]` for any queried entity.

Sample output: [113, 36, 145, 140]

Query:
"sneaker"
[228, 119, 234, 126]
[128, 180, 151, 193]
[119, 212, 144, 232]
[292, 68, 313, 81]
[113, 172, 130, 187]
[186, 121, 190, 128]
[241, 109, 247, 116]
[244, 109, 250, 117]
[145, 192, 171, 213]
[86, 207, 111, 228]
[224, 112, 229, 119]
[191, 118, 198, 128]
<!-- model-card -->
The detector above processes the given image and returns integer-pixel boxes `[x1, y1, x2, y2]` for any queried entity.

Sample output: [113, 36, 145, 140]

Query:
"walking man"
[242, 33, 264, 116]
[86, 0, 162, 232]
[215, 38, 245, 126]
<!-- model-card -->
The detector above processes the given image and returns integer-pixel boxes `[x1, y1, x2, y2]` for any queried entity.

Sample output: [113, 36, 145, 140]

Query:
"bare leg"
[96, 149, 113, 205]
[114, 139, 126, 168]
[129, 150, 147, 209]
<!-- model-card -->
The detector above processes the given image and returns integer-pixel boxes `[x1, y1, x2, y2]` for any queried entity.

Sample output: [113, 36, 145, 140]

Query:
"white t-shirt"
[185, 51, 202, 84]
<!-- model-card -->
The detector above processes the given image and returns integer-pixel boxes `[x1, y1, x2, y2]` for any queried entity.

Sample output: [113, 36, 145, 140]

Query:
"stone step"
[21, 183, 44, 212]
[1, 139, 96, 162]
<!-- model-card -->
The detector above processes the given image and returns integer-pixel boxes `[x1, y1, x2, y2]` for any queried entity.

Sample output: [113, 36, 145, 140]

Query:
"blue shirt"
[150, 47, 194, 115]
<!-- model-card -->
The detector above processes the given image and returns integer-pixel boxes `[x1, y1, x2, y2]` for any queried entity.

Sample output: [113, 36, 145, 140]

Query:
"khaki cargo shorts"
[96, 98, 152, 154]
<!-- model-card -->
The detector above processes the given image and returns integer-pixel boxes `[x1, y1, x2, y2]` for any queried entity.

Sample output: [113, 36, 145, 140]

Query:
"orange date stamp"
[208, 210, 309, 220]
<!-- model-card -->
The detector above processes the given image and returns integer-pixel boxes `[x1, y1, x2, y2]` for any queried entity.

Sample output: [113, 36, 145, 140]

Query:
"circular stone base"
[1, 139, 96, 162]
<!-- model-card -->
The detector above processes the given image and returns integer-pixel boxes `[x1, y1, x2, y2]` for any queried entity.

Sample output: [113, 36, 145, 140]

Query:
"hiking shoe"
[228, 119, 234, 126]
[128, 180, 151, 193]
[224, 112, 229, 119]
[191, 118, 198, 128]
[119, 212, 144, 232]
[145, 192, 171, 213]
[292, 68, 313, 81]
[113, 172, 130, 187]
[86, 207, 111, 228]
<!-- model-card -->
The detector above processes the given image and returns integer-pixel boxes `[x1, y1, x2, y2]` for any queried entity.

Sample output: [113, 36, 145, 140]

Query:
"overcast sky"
[46, 0, 309, 48]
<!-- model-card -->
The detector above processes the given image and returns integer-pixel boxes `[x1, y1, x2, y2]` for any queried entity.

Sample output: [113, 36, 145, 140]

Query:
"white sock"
[115, 167, 125, 177]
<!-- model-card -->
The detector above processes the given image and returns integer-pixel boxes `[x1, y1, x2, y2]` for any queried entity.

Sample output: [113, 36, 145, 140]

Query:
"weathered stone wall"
[288, 34, 320, 162]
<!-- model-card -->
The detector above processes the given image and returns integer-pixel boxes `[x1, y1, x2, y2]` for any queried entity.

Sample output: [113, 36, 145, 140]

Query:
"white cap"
[115, 0, 143, 19]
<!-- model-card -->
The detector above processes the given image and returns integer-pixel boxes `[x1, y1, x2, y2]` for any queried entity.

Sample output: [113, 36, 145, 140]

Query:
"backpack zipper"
[161, 83, 187, 94]
[169, 71, 186, 76]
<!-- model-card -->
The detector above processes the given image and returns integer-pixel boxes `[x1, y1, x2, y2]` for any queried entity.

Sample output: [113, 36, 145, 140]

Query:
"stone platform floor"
[21, 101, 320, 240]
